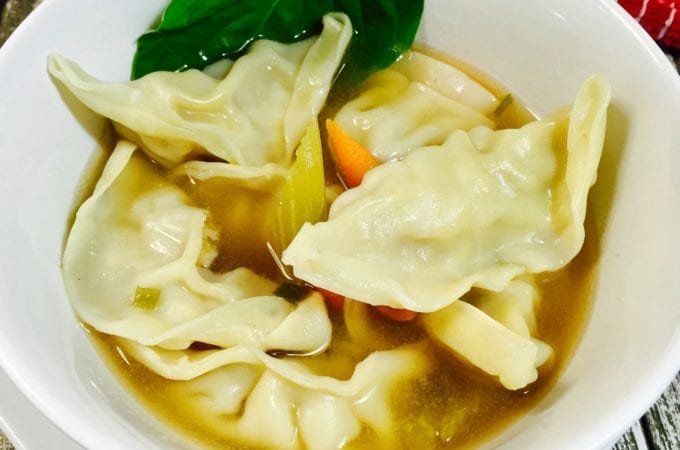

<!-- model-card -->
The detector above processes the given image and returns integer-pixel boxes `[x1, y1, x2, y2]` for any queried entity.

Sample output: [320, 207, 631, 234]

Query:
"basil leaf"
[335, 0, 423, 85]
[131, 0, 423, 84]
[132, 0, 333, 79]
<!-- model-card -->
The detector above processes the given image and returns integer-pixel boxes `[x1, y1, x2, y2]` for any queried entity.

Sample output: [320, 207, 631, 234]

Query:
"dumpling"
[283, 76, 610, 313]
[63, 141, 430, 448]
[333, 50, 498, 162]
[123, 338, 429, 449]
[47, 13, 352, 167]
[63, 141, 330, 354]
[390, 51, 500, 114]
[423, 277, 553, 390]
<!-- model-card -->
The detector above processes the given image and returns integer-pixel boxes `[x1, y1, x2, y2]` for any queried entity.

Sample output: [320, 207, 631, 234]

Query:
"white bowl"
[1, 0, 679, 449]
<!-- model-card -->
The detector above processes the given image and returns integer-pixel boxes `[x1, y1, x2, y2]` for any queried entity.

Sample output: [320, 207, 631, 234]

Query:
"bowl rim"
[0, 1, 679, 449]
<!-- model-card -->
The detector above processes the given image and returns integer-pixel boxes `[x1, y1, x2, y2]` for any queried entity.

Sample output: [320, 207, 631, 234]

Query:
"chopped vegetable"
[326, 119, 381, 188]
[375, 305, 418, 322]
[316, 288, 345, 311]
[275, 119, 326, 250]
[133, 287, 161, 310]
[131, 0, 424, 84]
[274, 282, 311, 303]
[493, 93, 514, 117]
[343, 299, 391, 350]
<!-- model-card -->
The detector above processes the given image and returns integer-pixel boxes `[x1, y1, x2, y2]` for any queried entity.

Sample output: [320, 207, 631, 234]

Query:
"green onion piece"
[133, 287, 161, 310]
[275, 119, 326, 250]
[493, 93, 514, 117]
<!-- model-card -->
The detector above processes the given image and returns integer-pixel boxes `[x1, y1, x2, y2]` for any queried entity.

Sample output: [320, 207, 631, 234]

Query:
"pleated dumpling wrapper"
[62, 140, 429, 449]
[283, 76, 610, 313]
[48, 13, 352, 168]
[62, 141, 331, 353]
[333, 50, 500, 162]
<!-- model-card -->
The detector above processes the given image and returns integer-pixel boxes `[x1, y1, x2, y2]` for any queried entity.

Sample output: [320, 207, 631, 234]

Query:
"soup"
[87, 229, 597, 449]
[51, 4, 610, 449]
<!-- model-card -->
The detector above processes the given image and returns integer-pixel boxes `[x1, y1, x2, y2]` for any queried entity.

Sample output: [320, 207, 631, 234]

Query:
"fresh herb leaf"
[132, 0, 331, 79]
[131, 0, 423, 84]
[336, 0, 423, 85]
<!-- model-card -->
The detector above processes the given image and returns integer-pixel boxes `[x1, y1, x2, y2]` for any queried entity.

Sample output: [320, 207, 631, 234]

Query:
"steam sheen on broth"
[53, 13, 609, 450]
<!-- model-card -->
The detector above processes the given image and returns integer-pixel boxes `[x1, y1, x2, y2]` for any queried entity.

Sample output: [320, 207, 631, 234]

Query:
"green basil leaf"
[131, 0, 423, 84]
[335, 0, 423, 85]
[132, 0, 333, 79]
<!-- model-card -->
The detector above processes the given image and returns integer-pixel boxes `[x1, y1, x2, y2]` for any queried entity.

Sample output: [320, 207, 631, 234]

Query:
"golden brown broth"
[84, 50, 599, 450]
[411, 44, 538, 130]
[177, 176, 281, 280]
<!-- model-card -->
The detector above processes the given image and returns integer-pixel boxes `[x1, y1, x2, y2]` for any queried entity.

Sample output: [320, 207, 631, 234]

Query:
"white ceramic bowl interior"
[1, 0, 679, 449]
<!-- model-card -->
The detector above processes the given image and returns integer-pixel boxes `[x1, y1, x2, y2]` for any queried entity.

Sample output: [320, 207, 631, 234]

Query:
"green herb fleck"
[133, 287, 161, 310]
[493, 93, 514, 117]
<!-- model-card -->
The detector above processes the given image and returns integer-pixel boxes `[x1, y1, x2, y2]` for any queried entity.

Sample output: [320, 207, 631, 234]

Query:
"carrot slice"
[316, 288, 345, 312]
[375, 305, 418, 322]
[325, 119, 380, 188]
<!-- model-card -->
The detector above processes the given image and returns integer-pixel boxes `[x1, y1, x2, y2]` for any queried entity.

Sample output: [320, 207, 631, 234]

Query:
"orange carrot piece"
[325, 119, 381, 188]
[375, 305, 418, 322]
[317, 288, 345, 312]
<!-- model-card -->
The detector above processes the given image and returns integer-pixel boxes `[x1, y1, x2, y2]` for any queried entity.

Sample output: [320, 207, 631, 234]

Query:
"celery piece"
[133, 287, 161, 310]
[276, 119, 326, 250]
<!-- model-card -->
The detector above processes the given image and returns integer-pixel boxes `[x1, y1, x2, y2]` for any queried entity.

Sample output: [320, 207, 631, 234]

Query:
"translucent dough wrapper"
[423, 278, 554, 390]
[62, 142, 331, 354]
[48, 13, 352, 168]
[333, 50, 498, 162]
[283, 76, 611, 313]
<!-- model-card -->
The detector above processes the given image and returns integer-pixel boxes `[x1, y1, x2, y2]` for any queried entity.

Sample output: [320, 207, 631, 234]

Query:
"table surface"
[1, 1, 679, 449]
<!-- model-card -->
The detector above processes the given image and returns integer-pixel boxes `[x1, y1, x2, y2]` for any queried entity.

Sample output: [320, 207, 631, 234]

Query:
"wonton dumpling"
[283, 76, 610, 313]
[63, 141, 330, 354]
[333, 50, 498, 161]
[123, 338, 429, 449]
[391, 51, 500, 114]
[48, 13, 352, 167]
[467, 276, 540, 338]
[423, 277, 553, 390]
[424, 299, 537, 390]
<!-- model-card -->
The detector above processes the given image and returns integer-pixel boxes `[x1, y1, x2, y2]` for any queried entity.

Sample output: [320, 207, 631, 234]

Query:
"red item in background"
[619, 0, 680, 48]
